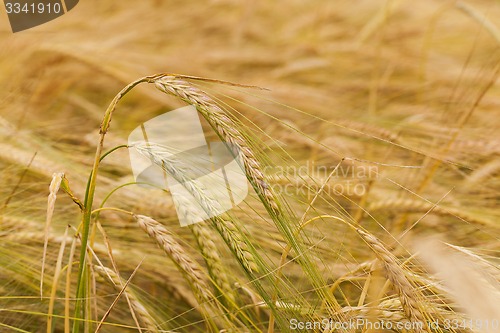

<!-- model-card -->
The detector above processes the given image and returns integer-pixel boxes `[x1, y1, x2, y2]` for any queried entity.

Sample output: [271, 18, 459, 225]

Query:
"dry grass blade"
[94, 265, 159, 333]
[134, 214, 213, 302]
[0, 152, 36, 214]
[356, 228, 429, 332]
[0, 143, 61, 178]
[65, 235, 77, 333]
[41, 172, 64, 298]
[47, 225, 69, 333]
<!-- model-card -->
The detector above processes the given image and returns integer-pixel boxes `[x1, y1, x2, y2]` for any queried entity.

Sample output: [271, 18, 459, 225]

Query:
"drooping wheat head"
[154, 76, 281, 217]
[190, 222, 235, 304]
[131, 142, 259, 274]
[134, 214, 213, 302]
[356, 228, 429, 333]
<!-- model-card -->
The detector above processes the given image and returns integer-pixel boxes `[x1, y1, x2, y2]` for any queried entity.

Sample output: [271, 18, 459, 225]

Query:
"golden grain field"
[0, 1, 499, 332]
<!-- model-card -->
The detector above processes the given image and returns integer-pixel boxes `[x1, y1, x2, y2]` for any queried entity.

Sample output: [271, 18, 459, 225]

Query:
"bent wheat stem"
[74, 76, 155, 332]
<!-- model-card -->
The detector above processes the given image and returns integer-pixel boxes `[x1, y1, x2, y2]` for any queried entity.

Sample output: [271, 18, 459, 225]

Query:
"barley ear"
[190, 222, 236, 304]
[154, 76, 281, 217]
[131, 142, 259, 274]
[356, 228, 429, 332]
[133, 214, 213, 302]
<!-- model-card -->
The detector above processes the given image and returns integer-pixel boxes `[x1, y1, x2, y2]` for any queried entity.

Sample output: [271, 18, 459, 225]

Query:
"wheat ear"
[94, 265, 159, 333]
[154, 76, 280, 216]
[134, 214, 213, 302]
[343, 298, 470, 332]
[190, 223, 235, 304]
[132, 142, 258, 274]
[356, 228, 429, 332]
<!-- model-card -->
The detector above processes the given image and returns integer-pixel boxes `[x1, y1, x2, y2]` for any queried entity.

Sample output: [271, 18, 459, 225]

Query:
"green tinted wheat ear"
[134, 214, 213, 302]
[190, 223, 235, 304]
[356, 228, 429, 333]
[173, 187, 258, 274]
[132, 142, 258, 274]
[154, 76, 280, 216]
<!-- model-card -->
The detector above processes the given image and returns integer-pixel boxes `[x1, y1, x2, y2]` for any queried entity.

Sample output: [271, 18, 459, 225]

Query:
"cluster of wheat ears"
[1, 1, 500, 332]
[29, 72, 496, 333]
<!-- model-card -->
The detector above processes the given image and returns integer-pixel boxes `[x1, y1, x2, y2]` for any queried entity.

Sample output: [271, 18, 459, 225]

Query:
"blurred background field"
[0, 1, 499, 332]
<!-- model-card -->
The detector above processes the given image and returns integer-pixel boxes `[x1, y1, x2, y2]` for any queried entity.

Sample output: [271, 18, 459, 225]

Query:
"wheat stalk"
[356, 228, 429, 332]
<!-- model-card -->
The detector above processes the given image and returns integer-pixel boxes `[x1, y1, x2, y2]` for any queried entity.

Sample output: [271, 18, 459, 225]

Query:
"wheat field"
[0, 1, 499, 332]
